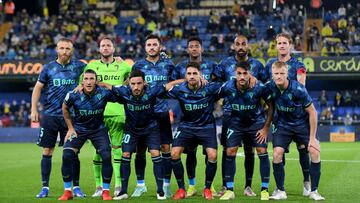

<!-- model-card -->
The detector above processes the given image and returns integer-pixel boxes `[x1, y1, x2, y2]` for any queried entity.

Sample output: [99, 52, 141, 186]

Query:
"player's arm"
[256, 99, 274, 144]
[62, 102, 77, 141]
[165, 79, 185, 91]
[98, 82, 113, 90]
[297, 70, 306, 85]
[305, 103, 320, 152]
[31, 81, 44, 122]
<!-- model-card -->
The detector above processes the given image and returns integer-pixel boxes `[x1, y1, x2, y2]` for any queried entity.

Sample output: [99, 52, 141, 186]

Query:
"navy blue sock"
[310, 162, 321, 191]
[100, 150, 113, 185]
[161, 152, 172, 181]
[224, 155, 236, 191]
[171, 158, 185, 189]
[205, 160, 217, 189]
[258, 153, 270, 190]
[244, 150, 255, 188]
[61, 149, 76, 183]
[186, 150, 197, 180]
[273, 162, 285, 191]
[298, 148, 310, 182]
[135, 153, 146, 182]
[282, 153, 286, 166]
[41, 155, 52, 187]
[152, 156, 164, 193]
[221, 150, 227, 187]
[120, 156, 131, 194]
[72, 154, 80, 186]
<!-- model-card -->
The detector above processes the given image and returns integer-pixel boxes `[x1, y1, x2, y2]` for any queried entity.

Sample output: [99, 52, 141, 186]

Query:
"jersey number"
[227, 129, 234, 139]
[122, 134, 131, 144]
[174, 131, 181, 139]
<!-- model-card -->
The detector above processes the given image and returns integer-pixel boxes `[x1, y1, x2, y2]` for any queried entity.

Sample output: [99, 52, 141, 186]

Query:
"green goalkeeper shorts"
[104, 115, 125, 147]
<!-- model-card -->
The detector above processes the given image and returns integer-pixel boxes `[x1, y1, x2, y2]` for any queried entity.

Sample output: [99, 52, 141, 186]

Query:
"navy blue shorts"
[173, 125, 217, 150]
[37, 115, 67, 148]
[63, 128, 111, 152]
[226, 123, 267, 148]
[122, 125, 161, 153]
[156, 112, 173, 145]
[220, 114, 231, 146]
[272, 124, 312, 150]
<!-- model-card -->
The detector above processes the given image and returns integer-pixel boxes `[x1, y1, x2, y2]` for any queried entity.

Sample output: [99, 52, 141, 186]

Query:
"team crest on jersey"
[201, 91, 206, 97]
[96, 94, 102, 100]
[80, 95, 85, 101]
[288, 93, 292, 100]
[184, 93, 188, 98]
[232, 92, 236, 98]
[248, 92, 254, 99]
[142, 94, 148, 101]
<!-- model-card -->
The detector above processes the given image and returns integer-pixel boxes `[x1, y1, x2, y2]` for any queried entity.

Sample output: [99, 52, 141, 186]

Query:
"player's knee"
[122, 151, 131, 158]
[244, 145, 254, 154]
[161, 144, 170, 152]
[226, 147, 237, 156]
[206, 150, 217, 161]
[256, 147, 267, 154]
[171, 149, 181, 160]
[297, 144, 306, 150]
[273, 148, 284, 163]
[43, 147, 54, 156]
[150, 150, 160, 157]
[62, 148, 76, 162]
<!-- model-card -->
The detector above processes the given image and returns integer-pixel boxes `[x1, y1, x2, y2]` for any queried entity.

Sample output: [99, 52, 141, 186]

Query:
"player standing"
[83, 37, 132, 197]
[31, 38, 86, 198]
[267, 61, 325, 201]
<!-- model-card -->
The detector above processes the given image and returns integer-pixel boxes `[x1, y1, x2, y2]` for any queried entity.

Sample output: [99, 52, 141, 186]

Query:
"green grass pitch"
[0, 142, 359, 202]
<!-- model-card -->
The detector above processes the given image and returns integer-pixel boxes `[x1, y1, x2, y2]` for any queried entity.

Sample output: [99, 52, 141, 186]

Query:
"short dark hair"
[145, 34, 162, 44]
[129, 69, 145, 81]
[99, 36, 116, 47]
[186, 62, 201, 71]
[187, 36, 202, 46]
[84, 69, 97, 79]
[235, 61, 250, 71]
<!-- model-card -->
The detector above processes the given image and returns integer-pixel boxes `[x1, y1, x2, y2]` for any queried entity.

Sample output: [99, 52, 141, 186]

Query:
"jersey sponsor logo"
[127, 103, 151, 111]
[276, 104, 295, 112]
[184, 102, 209, 111]
[53, 79, 76, 86]
[145, 75, 168, 83]
[231, 104, 256, 111]
[79, 109, 104, 116]
[97, 75, 122, 81]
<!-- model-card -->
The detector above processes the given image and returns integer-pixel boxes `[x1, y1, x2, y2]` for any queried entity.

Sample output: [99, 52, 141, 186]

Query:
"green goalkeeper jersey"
[83, 59, 132, 116]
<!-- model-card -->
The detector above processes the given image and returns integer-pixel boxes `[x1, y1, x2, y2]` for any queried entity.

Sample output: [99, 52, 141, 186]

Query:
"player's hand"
[65, 130, 77, 142]
[31, 110, 39, 122]
[73, 84, 83, 94]
[114, 56, 123, 62]
[255, 126, 269, 144]
[249, 75, 257, 88]
[200, 77, 208, 86]
[308, 137, 320, 152]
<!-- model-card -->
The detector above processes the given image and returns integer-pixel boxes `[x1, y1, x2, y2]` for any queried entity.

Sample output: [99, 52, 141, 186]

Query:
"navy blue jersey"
[167, 82, 222, 128]
[212, 56, 265, 82]
[171, 59, 217, 81]
[132, 58, 175, 113]
[265, 80, 312, 127]
[263, 57, 306, 82]
[212, 56, 265, 114]
[111, 84, 166, 130]
[64, 86, 117, 134]
[220, 79, 270, 127]
[38, 60, 86, 116]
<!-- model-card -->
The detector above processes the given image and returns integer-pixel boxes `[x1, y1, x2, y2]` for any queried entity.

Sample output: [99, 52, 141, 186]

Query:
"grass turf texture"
[0, 142, 359, 202]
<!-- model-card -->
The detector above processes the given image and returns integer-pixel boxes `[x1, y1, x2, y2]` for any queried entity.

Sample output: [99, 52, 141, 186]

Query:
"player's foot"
[219, 190, 235, 200]
[309, 190, 325, 201]
[73, 186, 86, 198]
[203, 188, 214, 200]
[215, 186, 227, 197]
[58, 190, 73, 201]
[210, 185, 217, 196]
[244, 186, 257, 196]
[114, 186, 122, 197]
[131, 185, 147, 197]
[173, 188, 186, 200]
[157, 191, 166, 200]
[186, 185, 197, 197]
[269, 189, 287, 200]
[92, 187, 103, 197]
[260, 189, 269, 201]
[36, 187, 49, 198]
[102, 190, 112, 201]
[113, 192, 128, 200]
[303, 181, 311, 196]
[163, 185, 172, 198]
